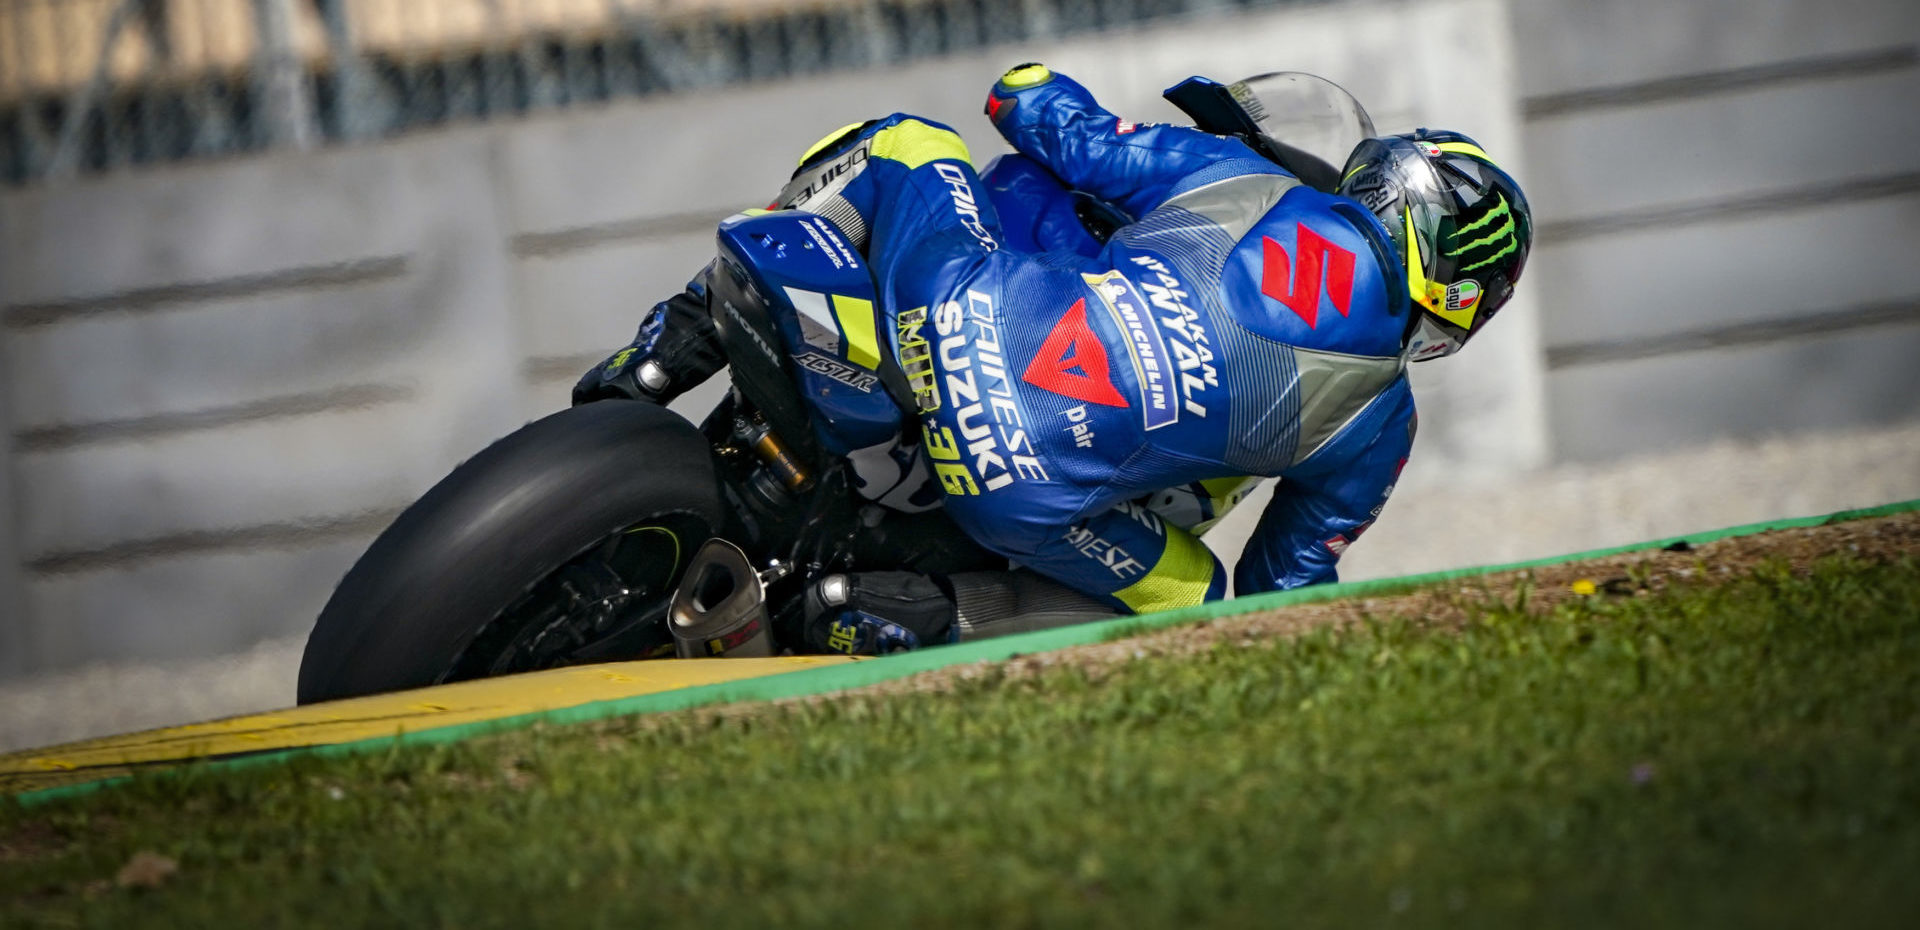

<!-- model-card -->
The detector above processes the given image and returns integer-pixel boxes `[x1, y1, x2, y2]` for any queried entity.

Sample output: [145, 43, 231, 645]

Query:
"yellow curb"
[0, 656, 860, 794]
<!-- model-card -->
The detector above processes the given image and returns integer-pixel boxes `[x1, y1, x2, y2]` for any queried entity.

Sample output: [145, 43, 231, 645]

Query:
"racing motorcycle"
[296, 72, 1375, 704]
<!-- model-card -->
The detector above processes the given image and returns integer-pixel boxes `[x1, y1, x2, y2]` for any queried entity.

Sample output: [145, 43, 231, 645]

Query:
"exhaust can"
[669, 538, 776, 658]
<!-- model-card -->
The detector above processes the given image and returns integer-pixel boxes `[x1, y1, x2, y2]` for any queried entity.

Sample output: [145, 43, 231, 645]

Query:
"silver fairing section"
[1285, 346, 1405, 464]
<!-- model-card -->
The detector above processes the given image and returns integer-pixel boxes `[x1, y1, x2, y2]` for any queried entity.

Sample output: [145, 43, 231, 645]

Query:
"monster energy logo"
[1445, 196, 1518, 273]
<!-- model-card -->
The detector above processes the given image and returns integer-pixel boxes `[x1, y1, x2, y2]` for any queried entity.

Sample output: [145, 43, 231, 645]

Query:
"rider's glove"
[802, 572, 958, 655]
[572, 276, 726, 407]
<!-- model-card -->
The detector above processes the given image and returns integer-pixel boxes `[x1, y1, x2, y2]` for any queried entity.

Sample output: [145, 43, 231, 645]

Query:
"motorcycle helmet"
[1336, 130, 1532, 360]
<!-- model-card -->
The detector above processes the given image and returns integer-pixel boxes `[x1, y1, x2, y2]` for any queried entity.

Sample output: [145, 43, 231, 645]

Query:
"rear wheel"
[296, 401, 724, 704]
[441, 512, 710, 680]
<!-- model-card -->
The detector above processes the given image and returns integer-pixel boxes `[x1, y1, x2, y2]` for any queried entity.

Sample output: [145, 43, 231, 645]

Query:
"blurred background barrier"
[0, 0, 1917, 747]
[0, 0, 1283, 184]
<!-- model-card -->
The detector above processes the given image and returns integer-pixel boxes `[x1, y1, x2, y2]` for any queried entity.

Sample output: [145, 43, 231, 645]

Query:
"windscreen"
[1227, 72, 1376, 174]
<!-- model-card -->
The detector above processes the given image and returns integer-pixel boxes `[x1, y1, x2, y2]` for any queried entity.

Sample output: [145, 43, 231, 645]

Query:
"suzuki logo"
[1260, 224, 1357, 329]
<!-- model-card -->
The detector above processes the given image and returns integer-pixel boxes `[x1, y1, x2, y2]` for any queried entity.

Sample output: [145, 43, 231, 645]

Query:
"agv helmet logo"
[1445, 280, 1481, 312]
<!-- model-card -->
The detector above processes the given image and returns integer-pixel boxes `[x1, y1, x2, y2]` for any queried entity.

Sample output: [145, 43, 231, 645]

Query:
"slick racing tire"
[296, 401, 723, 704]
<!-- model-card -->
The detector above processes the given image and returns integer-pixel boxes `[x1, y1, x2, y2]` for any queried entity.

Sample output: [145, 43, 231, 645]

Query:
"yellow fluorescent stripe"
[0, 657, 862, 793]
[1429, 300, 1477, 329]
[799, 122, 865, 166]
[1435, 140, 1495, 166]
[869, 119, 971, 170]
[1199, 476, 1255, 503]
[1404, 210, 1443, 313]
[1113, 529, 1216, 614]
[832, 295, 882, 369]
[1000, 64, 1052, 88]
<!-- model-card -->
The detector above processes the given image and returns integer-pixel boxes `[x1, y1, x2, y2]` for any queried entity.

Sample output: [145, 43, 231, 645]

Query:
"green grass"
[5, 555, 1918, 928]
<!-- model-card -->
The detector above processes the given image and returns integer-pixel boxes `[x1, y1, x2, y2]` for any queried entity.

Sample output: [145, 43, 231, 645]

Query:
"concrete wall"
[0, 131, 528, 676]
[1508, 0, 1920, 461]
[0, 0, 1528, 679]
[0, 352, 22, 670]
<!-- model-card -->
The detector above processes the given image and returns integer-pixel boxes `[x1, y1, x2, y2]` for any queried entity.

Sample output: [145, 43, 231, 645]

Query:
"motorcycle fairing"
[714, 210, 910, 457]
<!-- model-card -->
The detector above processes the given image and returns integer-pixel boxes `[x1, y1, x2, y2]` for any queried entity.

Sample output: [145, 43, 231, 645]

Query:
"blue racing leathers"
[796, 65, 1418, 614]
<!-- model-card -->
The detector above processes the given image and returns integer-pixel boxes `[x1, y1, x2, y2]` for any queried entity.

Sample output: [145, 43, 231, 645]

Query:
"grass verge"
[4, 553, 1918, 928]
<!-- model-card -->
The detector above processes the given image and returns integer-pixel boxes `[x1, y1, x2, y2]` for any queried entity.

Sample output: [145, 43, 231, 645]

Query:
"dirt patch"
[856, 509, 1920, 696]
[0, 817, 66, 865]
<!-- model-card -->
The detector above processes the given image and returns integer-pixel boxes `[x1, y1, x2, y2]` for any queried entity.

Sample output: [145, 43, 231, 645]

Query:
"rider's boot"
[797, 568, 1122, 655]
[571, 263, 727, 407]
[801, 572, 959, 655]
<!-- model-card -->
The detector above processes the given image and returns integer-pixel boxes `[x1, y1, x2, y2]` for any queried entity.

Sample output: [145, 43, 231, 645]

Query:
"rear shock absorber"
[737, 415, 813, 494]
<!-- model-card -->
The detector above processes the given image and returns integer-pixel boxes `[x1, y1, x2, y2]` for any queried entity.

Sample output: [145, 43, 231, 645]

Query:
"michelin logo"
[1083, 270, 1178, 431]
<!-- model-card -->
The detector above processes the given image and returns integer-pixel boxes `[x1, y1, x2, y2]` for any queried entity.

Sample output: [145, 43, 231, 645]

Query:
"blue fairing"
[715, 211, 900, 456]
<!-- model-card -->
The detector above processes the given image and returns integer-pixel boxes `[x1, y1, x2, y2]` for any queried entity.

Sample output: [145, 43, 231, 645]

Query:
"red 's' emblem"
[1021, 299, 1129, 408]
[1261, 224, 1357, 328]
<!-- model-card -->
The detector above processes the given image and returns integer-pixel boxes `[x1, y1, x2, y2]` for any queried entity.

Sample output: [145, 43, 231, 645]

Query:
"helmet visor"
[1390, 138, 1517, 328]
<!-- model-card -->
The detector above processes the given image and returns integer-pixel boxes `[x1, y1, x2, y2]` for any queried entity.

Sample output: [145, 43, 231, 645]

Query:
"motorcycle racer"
[576, 64, 1532, 655]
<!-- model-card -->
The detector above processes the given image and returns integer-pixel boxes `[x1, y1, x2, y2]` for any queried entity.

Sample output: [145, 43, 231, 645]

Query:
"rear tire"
[296, 401, 724, 704]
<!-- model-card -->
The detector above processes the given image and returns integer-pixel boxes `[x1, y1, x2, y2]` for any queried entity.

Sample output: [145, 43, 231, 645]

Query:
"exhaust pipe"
[668, 539, 776, 658]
